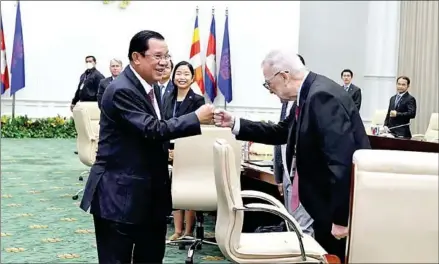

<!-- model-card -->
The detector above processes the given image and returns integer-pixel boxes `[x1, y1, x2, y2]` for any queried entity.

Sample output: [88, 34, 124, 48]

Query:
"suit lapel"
[178, 89, 195, 115]
[124, 66, 157, 118]
[286, 72, 318, 173]
[396, 92, 409, 110]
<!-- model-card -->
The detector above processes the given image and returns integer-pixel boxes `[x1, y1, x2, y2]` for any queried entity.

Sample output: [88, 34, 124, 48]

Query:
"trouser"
[313, 222, 347, 263]
[93, 215, 167, 264]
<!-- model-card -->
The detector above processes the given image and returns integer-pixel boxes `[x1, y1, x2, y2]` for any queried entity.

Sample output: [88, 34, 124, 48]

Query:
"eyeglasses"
[262, 71, 282, 90]
[144, 53, 172, 61]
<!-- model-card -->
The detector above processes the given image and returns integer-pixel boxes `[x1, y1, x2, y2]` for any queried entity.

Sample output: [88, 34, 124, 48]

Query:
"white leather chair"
[365, 109, 387, 135]
[71, 102, 100, 200]
[348, 149, 439, 263]
[170, 126, 242, 263]
[213, 139, 332, 263]
[412, 113, 439, 142]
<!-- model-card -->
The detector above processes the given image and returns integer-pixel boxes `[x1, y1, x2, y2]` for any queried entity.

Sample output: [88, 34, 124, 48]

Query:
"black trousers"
[93, 215, 167, 264]
[314, 224, 347, 263]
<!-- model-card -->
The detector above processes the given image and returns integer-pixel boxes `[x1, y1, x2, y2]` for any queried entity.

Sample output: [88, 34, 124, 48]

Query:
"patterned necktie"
[291, 105, 301, 211]
[394, 94, 401, 107]
[345, 86, 349, 92]
[160, 84, 165, 102]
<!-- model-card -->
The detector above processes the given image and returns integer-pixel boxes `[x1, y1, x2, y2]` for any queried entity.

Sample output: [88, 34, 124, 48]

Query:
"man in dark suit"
[341, 69, 362, 111]
[214, 50, 370, 262]
[79, 30, 214, 264]
[155, 59, 174, 104]
[70, 55, 105, 111]
[384, 76, 417, 138]
[97, 58, 123, 108]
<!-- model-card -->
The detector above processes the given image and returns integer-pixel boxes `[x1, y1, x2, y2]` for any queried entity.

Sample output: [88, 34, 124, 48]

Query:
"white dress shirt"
[129, 65, 161, 120]
[159, 80, 169, 98]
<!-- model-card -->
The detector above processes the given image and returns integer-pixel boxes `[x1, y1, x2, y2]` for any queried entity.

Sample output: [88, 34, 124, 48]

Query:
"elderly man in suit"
[384, 75, 417, 138]
[273, 54, 313, 236]
[80, 30, 214, 264]
[97, 58, 123, 108]
[341, 69, 362, 111]
[214, 50, 370, 262]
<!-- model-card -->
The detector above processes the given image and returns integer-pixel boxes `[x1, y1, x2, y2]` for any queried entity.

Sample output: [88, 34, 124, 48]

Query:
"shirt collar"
[159, 80, 169, 89]
[397, 91, 407, 97]
[296, 71, 310, 106]
[129, 65, 153, 94]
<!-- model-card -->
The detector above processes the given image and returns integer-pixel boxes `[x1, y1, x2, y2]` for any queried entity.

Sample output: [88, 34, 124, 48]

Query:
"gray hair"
[261, 50, 306, 75]
[110, 58, 123, 66]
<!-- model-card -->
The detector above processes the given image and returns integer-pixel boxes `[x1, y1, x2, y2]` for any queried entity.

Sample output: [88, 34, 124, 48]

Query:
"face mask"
[86, 62, 94, 70]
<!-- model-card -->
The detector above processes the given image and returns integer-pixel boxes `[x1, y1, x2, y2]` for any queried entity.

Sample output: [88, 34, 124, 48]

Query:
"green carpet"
[1, 138, 227, 263]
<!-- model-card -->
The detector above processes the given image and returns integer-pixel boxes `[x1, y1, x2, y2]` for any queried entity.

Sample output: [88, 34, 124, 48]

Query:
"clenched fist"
[214, 109, 235, 128]
[195, 104, 215, 124]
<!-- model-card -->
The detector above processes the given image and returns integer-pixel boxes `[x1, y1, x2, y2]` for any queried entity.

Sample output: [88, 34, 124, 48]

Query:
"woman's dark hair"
[171, 61, 195, 88]
[128, 30, 165, 61]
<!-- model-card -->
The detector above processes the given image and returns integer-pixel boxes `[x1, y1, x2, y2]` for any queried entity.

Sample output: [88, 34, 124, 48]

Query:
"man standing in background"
[70, 55, 105, 111]
[156, 59, 174, 104]
[273, 54, 313, 236]
[97, 58, 123, 108]
[341, 69, 362, 111]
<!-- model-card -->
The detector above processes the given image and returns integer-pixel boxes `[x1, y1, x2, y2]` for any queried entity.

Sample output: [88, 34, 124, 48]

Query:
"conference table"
[240, 135, 439, 232]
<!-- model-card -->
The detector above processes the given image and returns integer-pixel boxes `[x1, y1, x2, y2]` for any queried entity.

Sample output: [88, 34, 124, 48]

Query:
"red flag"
[1, 17, 10, 94]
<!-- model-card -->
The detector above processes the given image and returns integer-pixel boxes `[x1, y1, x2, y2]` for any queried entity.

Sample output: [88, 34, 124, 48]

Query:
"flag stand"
[11, 94, 16, 118]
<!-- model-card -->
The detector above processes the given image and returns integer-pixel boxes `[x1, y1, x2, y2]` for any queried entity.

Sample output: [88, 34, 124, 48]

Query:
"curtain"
[397, 1, 439, 134]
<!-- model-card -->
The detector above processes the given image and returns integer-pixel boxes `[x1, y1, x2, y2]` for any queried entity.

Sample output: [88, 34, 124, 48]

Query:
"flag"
[11, 1, 25, 96]
[218, 11, 232, 103]
[204, 12, 217, 102]
[189, 11, 204, 95]
[0, 16, 10, 95]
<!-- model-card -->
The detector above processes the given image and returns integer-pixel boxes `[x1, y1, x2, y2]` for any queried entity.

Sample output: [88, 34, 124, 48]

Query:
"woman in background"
[163, 60, 205, 241]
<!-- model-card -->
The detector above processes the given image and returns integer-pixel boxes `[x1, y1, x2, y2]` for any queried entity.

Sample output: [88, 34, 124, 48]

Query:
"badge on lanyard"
[79, 82, 85, 90]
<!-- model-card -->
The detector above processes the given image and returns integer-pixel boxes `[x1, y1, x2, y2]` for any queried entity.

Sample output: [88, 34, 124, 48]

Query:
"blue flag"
[218, 14, 232, 103]
[11, 1, 25, 96]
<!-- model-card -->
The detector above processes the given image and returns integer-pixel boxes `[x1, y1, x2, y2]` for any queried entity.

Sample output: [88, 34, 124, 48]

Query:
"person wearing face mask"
[97, 58, 123, 109]
[70, 55, 105, 111]
[162, 60, 206, 241]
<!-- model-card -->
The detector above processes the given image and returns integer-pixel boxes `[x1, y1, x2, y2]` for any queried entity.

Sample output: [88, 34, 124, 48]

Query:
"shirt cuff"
[231, 117, 240, 135]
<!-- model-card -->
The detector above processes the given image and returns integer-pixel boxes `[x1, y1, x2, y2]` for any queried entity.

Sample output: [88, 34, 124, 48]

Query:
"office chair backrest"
[213, 139, 244, 261]
[348, 149, 438, 263]
[72, 102, 100, 166]
[172, 126, 241, 211]
[424, 113, 439, 142]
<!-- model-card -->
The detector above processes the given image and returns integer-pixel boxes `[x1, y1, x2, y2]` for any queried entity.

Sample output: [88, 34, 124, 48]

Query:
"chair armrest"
[411, 134, 425, 139]
[233, 203, 306, 261]
[241, 190, 285, 210]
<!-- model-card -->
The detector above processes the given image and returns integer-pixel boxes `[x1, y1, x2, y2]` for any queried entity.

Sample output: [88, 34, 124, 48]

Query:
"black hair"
[297, 54, 305, 66]
[397, 76, 411, 86]
[128, 30, 165, 61]
[171, 61, 195, 89]
[341, 69, 353, 78]
[85, 55, 96, 63]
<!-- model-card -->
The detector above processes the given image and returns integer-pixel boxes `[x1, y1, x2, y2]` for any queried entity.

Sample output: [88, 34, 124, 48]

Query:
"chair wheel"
[185, 257, 193, 264]
[178, 243, 186, 250]
[72, 195, 79, 200]
[79, 176, 84, 181]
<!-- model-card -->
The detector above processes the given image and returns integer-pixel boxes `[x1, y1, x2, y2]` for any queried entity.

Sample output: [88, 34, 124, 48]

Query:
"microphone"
[388, 123, 410, 130]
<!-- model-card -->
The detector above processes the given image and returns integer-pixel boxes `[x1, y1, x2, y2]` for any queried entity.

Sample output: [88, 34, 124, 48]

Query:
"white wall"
[0, 1, 300, 118]
[298, 1, 400, 124]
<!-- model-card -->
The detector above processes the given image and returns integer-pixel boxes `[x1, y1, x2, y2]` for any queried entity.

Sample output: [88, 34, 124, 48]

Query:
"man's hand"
[70, 104, 75, 112]
[168, 149, 174, 161]
[390, 110, 397, 117]
[277, 183, 284, 196]
[214, 109, 235, 128]
[331, 223, 349, 240]
[195, 104, 214, 124]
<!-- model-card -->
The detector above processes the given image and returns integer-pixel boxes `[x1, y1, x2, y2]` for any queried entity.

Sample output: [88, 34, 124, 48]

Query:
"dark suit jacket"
[384, 92, 416, 138]
[162, 88, 205, 120]
[343, 84, 362, 111]
[72, 68, 105, 105]
[156, 81, 174, 104]
[97, 77, 113, 109]
[79, 66, 202, 224]
[235, 72, 370, 229]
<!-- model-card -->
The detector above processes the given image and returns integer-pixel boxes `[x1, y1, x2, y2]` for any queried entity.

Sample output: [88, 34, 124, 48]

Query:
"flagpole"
[11, 0, 18, 118]
[224, 7, 228, 111]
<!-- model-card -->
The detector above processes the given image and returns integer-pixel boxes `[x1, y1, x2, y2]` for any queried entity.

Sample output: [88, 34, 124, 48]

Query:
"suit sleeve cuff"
[232, 117, 241, 135]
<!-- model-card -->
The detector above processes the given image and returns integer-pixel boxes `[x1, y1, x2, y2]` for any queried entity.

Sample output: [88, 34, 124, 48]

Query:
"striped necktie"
[394, 94, 402, 107]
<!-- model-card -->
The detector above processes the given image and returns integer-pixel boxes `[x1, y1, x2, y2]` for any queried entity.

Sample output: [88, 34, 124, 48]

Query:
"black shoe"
[74, 151, 78, 155]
